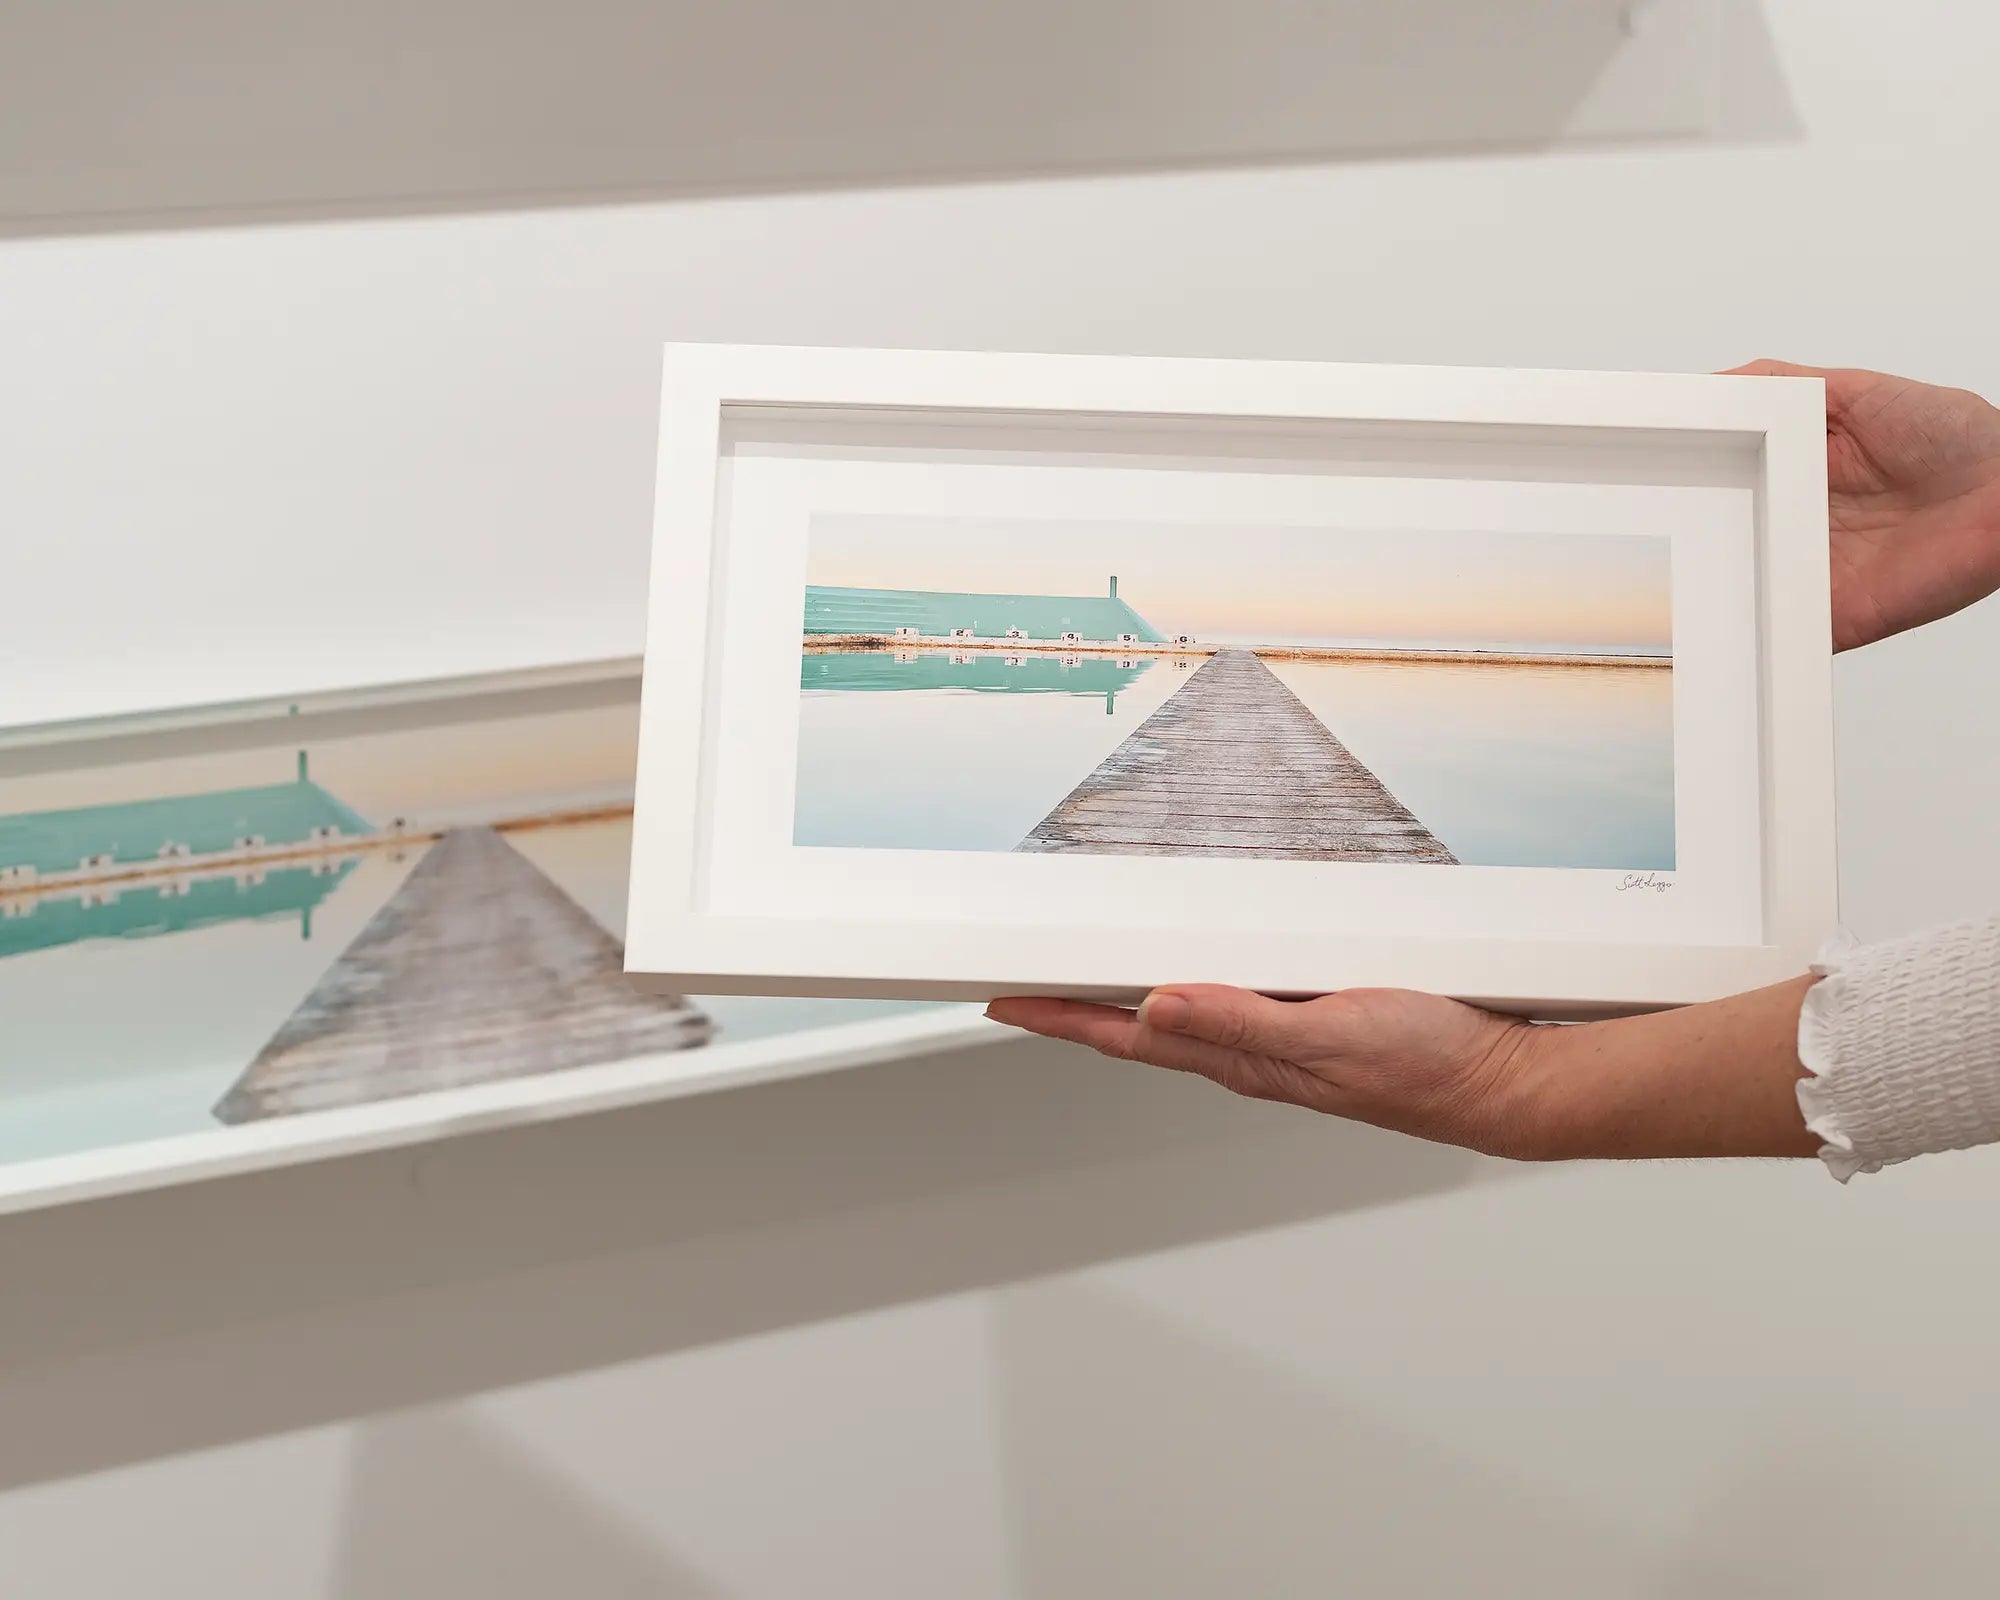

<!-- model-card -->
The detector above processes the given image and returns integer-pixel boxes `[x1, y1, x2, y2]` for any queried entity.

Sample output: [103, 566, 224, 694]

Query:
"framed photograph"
[0, 660, 993, 1215]
[627, 344, 1836, 1020]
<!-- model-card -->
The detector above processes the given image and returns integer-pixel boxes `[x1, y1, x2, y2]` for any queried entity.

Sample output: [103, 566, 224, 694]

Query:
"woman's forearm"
[1518, 977, 1821, 1161]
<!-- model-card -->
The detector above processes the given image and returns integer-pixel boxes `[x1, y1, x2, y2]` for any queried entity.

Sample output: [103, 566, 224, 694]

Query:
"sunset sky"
[808, 515, 1673, 650]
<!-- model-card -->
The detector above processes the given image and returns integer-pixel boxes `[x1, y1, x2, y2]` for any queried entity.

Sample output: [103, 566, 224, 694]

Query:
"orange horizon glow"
[809, 515, 1673, 649]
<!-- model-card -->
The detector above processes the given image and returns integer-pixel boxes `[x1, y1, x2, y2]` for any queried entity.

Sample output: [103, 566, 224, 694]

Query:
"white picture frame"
[627, 344, 1836, 1021]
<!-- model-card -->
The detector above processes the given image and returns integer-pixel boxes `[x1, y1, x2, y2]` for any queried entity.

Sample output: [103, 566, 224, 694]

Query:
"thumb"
[1139, 984, 1324, 1056]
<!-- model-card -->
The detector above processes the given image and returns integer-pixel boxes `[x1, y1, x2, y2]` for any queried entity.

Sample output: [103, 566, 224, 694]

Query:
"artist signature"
[1617, 872, 1674, 893]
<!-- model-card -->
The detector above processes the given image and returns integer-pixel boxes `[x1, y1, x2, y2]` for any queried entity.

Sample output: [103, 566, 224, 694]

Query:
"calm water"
[795, 649, 1674, 869]
[795, 650, 1191, 852]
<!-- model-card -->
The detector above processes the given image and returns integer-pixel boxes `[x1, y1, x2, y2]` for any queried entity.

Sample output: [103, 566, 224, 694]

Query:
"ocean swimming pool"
[794, 649, 1674, 870]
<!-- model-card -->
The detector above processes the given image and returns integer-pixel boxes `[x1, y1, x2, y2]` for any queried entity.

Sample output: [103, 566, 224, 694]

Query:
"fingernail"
[1142, 993, 1192, 1033]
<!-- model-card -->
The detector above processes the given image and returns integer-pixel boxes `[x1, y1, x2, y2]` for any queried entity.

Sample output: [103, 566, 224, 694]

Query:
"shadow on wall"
[0, 1033, 1521, 1490]
[991, 1282, 1658, 1594]
[310, 1273, 2000, 1598]
[0, 0, 1797, 235]
[335, 1410, 730, 1599]
[990, 1280, 2000, 1596]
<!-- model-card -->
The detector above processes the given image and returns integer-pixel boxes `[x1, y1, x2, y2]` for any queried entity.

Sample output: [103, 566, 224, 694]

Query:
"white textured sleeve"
[1796, 913, 2000, 1180]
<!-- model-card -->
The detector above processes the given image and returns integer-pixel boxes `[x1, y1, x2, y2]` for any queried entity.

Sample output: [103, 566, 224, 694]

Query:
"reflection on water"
[795, 648, 1674, 869]
[1268, 659, 1674, 870]
[795, 650, 1189, 851]
[804, 649, 1152, 704]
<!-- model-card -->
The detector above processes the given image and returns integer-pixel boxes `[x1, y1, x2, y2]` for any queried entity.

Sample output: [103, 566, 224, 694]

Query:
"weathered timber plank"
[1053, 801, 1439, 827]
[1018, 650, 1456, 862]
[1031, 828, 1451, 857]
[213, 827, 713, 1123]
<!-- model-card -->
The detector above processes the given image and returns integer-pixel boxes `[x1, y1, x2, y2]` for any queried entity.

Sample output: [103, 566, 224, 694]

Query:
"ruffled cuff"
[1794, 914, 2000, 1182]
[1796, 928, 1883, 1182]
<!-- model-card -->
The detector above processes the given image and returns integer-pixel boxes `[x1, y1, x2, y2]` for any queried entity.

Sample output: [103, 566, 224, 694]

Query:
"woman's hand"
[1728, 361, 2000, 650]
[989, 364, 2000, 1154]
[987, 975, 1823, 1163]
[987, 986, 1550, 1158]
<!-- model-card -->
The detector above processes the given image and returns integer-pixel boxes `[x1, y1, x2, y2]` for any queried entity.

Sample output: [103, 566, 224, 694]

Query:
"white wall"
[3, 1, 1999, 1594]
[0, 0, 1794, 730]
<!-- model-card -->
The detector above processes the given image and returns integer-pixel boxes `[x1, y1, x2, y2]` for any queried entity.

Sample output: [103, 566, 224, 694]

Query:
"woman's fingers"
[984, 997, 1219, 1076]
[984, 998, 1144, 1054]
[1720, 358, 1872, 421]
[985, 990, 1338, 1107]
[1720, 358, 1813, 378]
[1139, 984, 1336, 1059]
[989, 988, 1328, 1061]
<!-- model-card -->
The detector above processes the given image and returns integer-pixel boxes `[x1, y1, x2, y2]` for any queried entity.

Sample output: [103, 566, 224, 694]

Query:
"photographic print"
[627, 345, 1833, 1014]
[0, 667, 971, 1194]
[796, 515, 1674, 871]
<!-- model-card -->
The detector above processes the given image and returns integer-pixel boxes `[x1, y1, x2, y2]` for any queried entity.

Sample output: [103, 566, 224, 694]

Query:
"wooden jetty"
[1018, 650, 1457, 862]
[214, 826, 712, 1123]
